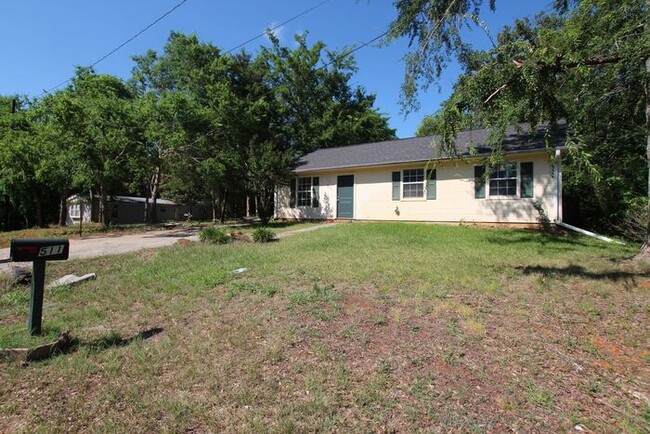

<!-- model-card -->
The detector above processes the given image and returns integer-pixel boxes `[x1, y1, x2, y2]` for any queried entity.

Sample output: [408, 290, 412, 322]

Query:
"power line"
[40, 0, 188, 96]
[224, 0, 332, 54]
[320, 29, 390, 69]
[36, 0, 390, 136]
[180, 27, 394, 147]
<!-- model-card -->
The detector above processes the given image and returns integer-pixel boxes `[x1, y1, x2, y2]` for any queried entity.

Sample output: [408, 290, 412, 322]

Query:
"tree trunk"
[641, 0, 650, 257]
[211, 190, 218, 222]
[644, 54, 650, 253]
[33, 190, 43, 228]
[3, 194, 10, 231]
[99, 181, 108, 226]
[149, 167, 161, 224]
[58, 193, 68, 226]
[220, 188, 228, 224]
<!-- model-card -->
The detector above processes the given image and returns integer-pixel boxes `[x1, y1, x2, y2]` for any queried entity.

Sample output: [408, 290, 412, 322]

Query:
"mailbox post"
[7, 239, 70, 335]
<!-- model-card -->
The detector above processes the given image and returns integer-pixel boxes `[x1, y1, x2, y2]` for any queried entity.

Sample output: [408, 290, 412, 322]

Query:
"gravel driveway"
[0, 227, 199, 275]
[0, 223, 337, 275]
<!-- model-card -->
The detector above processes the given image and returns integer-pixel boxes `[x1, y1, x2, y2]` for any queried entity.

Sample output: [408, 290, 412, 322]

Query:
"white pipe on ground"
[555, 221, 625, 244]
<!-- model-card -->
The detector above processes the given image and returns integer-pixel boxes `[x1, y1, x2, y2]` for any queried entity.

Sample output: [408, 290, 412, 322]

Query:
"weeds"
[252, 227, 276, 243]
[198, 227, 230, 244]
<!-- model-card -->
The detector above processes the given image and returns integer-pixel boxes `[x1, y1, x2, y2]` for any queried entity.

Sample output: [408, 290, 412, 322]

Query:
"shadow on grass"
[515, 264, 649, 284]
[25, 327, 164, 363]
[486, 230, 608, 248]
[84, 327, 164, 352]
[142, 228, 200, 238]
[254, 221, 316, 230]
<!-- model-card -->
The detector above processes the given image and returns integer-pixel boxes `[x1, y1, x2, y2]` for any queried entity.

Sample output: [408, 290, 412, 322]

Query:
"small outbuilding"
[66, 195, 209, 225]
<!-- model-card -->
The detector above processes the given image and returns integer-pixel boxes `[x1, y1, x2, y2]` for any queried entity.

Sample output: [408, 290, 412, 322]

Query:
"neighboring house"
[275, 123, 566, 224]
[66, 195, 210, 225]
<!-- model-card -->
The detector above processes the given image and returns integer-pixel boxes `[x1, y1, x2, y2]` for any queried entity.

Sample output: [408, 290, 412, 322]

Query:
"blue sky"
[0, 0, 552, 138]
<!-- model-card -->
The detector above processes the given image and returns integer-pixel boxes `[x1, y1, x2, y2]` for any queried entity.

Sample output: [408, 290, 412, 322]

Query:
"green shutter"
[312, 177, 320, 207]
[426, 169, 437, 200]
[289, 178, 296, 208]
[520, 162, 533, 198]
[392, 171, 400, 200]
[474, 166, 486, 199]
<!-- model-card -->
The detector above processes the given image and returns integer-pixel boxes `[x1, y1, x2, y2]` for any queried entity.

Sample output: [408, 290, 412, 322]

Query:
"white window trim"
[486, 162, 531, 199]
[297, 177, 313, 207]
[402, 168, 426, 200]
[69, 204, 81, 218]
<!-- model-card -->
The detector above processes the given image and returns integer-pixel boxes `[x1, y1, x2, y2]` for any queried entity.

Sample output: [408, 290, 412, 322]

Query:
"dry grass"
[0, 222, 648, 432]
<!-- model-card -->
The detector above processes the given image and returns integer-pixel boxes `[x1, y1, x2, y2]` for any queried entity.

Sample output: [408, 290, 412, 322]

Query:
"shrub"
[198, 227, 230, 244]
[610, 196, 646, 243]
[532, 200, 552, 232]
[252, 227, 276, 243]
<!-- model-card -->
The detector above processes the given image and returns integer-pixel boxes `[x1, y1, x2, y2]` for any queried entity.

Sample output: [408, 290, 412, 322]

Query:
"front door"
[337, 175, 354, 218]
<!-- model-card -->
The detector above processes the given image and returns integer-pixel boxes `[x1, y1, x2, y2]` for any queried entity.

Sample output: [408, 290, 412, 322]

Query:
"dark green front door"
[337, 175, 354, 218]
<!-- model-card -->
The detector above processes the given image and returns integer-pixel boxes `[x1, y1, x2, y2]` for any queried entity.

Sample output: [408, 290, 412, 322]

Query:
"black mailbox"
[3, 238, 71, 335]
[10, 238, 69, 262]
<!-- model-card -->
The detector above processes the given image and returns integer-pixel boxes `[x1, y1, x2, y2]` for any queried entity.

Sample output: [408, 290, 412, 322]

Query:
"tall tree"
[130, 32, 234, 221]
[37, 90, 93, 225]
[0, 96, 51, 227]
[261, 33, 396, 154]
[69, 67, 141, 225]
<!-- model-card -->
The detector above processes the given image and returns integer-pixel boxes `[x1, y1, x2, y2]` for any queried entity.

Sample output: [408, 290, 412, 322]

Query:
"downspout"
[556, 221, 624, 244]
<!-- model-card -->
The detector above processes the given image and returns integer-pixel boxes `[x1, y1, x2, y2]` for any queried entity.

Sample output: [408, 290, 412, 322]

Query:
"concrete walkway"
[0, 223, 337, 274]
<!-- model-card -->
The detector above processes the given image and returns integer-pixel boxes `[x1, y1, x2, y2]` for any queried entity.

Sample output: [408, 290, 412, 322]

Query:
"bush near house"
[252, 227, 276, 243]
[198, 227, 230, 244]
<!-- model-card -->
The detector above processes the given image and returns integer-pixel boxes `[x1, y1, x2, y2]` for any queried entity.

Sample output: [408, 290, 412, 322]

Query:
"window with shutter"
[520, 162, 534, 198]
[474, 166, 486, 199]
[392, 171, 400, 200]
[312, 177, 320, 207]
[289, 178, 296, 208]
[426, 169, 436, 200]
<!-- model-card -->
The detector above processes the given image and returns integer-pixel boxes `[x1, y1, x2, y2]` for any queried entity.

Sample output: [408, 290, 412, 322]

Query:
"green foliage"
[0, 288, 30, 311]
[2, 30, 394, 229]
[198, 227, 231, 244]
[415, 111, 479, 137]
[252, 227, 276, 243]
[261, 33, 396, 154]
[394, 0, 648, 240]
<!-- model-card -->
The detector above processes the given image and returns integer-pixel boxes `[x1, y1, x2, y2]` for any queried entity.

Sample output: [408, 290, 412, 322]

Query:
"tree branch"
[484, 81, 511, 104]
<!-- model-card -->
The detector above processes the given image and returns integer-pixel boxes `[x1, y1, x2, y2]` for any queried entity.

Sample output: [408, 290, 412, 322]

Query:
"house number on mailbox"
[39, 245, 66, 257]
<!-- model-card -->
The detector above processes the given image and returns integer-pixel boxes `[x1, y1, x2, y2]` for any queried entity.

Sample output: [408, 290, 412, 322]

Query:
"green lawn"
[0, 223, 648, 432]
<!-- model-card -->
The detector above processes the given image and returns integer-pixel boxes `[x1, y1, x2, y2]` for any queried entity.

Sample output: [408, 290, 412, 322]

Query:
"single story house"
[275, 123, 566, 224]
[66, 195, 210, 225]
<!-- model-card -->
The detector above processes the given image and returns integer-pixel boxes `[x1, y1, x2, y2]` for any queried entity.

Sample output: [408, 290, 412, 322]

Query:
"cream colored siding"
[275, 175, 338, 219]
[275, 152, 555, 223]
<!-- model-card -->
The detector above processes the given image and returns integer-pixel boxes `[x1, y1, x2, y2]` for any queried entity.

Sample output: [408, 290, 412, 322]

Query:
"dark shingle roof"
[294, 122, 567, 173]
